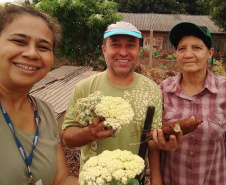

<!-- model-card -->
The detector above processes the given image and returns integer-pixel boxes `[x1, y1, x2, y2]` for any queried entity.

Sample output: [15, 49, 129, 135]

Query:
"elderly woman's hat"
[169, 22, 212, 49]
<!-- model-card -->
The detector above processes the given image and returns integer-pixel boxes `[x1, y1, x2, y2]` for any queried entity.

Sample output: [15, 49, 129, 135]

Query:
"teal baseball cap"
[104, 21, 142, 39]
[169, 22, 212, 49]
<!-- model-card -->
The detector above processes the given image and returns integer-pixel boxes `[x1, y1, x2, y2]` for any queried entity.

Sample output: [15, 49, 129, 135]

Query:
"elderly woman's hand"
[152, 129, 183, 151]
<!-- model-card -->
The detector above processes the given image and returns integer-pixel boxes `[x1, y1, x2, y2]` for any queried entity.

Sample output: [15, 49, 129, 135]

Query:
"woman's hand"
[152, 129, 183, 151]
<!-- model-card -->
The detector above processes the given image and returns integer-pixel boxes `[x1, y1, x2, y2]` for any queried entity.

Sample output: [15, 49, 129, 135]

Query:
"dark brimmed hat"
[104, 21, 142, 39]
[169, 22, 212, 49]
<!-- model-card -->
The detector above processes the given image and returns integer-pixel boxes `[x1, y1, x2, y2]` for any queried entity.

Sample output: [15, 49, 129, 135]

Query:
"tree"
[113, 0, 210, 15]
[209, 0, 226, 31]
[177, 0, 210, 15]
[114, 0, 142, 13]
[114, 0, 187, 14]
[34, 0, 122, 65]
[24, 0, 30, 4]
[32, 0, 42, 3]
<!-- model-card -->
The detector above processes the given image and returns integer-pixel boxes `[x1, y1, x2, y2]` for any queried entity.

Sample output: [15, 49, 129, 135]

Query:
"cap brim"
[169, 22, 211, 48]
[104, 30, 142, 39]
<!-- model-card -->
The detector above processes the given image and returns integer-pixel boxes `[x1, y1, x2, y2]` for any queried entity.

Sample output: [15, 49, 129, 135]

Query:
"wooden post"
[149, 30, 154, 67]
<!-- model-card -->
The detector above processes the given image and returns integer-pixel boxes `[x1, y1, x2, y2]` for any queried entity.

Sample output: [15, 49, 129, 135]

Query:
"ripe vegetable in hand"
[74, 91, 134, 132]
[161, 117, 202, 139]
[146, 117, 202, 141]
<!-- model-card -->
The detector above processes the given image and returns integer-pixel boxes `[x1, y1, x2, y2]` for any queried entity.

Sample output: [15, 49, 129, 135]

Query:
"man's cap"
[104, 21, 142, 39]
[169, 22, 212, 49]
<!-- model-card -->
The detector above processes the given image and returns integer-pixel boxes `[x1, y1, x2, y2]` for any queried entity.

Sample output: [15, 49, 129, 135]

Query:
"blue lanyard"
[0, 95, 39, 178]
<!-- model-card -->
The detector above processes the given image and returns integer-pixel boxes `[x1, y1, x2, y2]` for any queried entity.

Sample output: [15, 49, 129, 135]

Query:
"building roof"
[119, 13, 226, 34]
[30, 66, 100, 117]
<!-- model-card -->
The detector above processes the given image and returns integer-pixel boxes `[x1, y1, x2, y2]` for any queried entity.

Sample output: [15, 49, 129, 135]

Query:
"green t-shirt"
[63, 70, 162, 170]
[0, 97, 59, 185]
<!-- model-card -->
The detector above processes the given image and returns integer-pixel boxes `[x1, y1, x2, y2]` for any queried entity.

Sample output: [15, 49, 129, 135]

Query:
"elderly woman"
[158, 22, 226, 185]
[0, 3, 78, 185]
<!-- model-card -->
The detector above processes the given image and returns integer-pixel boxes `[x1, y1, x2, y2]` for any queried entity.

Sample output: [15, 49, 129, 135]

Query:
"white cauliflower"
[74, 91, 134, 132]
[74, 91, 103, 125]
[95, 96, 134, 130]
[79, 149, 145, 185]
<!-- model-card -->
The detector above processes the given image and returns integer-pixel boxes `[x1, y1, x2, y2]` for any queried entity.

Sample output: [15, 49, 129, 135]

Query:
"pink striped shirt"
[159, 70, 226, 185]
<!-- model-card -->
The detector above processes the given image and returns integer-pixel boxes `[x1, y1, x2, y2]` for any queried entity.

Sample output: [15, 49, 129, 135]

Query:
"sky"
[0, 0, 24, 4]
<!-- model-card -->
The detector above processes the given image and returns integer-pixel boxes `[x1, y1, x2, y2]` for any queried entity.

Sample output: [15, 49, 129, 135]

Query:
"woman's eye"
[39, 45, 52, 51]
[194, 46, 201, 49]
[12, 39, 26, 45]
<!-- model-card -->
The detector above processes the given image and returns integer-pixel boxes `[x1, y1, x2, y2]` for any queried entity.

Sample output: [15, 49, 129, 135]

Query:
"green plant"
[159, 64, 167, 70]
[34, 0, 122, 65]
[92, 57, 106, 71]
[166, 53, 177, 68]
[210, 59, 226, 76]
[153, 50, 163, 59]
[139, 47, 146, 58]
[166, 53, 176, 61]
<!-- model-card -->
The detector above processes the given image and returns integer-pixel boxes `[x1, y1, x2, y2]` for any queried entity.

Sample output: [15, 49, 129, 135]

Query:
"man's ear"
[102, 45, 106, 54]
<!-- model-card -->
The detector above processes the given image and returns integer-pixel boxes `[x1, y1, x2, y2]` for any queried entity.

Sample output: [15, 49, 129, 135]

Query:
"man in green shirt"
[61, 21, 182, 185]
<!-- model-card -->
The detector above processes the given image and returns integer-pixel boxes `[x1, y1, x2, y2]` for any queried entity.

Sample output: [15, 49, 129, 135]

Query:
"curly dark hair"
[0, 3, 62, 53]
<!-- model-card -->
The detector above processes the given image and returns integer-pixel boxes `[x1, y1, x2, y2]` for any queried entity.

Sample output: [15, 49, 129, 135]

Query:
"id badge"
[36, 179, 43, 185]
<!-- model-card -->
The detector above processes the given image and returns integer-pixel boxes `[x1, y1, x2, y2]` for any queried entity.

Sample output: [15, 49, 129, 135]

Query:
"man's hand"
[61, 117, 117, 147]
[88, 117, 116, 141]
[152, 129, 183, 151]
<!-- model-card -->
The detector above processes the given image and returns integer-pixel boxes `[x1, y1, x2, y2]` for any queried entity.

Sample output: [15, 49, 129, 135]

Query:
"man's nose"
[118, 47, 129, 56]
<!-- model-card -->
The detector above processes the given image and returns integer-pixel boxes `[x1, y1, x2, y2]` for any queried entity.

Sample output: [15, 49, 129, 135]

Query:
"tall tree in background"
[33, 0, 41, 3]
[113, 0, 210, 15]
[210, 0, 226, 31]
[34, 0, 121, 65]
[177, 0, 210, 15]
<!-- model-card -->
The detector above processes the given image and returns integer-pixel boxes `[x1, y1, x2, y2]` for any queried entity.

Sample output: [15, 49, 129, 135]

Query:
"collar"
[204, 69, 218, 94]
[165, 69, 218, 94]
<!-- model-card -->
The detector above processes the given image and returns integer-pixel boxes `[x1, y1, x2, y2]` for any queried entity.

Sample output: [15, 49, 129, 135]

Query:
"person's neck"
[107, 70, 135, 87]
[0, 84, 31, 111]
[181, 70, 207, 97]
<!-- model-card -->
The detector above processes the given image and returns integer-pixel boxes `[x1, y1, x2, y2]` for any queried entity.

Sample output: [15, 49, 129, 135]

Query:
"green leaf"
[126, 179, 140, 185]
[34, 0, 122, 65]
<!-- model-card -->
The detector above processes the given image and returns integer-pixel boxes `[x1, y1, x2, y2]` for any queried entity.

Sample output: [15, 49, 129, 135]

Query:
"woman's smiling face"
[0, 13, 54, 89]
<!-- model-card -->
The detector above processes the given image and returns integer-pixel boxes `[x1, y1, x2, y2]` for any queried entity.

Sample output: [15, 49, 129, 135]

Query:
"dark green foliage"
[34, 0, 122, 65]
[113, 0, 210, 15]
[210, 0, 226, 31]
[177, 0, 211, 15]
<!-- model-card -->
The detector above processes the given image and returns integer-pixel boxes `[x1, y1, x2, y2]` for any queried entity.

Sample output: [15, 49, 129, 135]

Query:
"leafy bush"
[34, 0, 122, 65]
[153, 50, 163, 59]
[159, 64, 167, 69]
[210, 59, 226, 76]
[139, 47, 147, 58]
[166, 53, 176, 61]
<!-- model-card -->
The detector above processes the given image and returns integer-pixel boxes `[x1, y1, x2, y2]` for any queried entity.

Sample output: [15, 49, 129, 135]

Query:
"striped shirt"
[159, 69, 226, 185]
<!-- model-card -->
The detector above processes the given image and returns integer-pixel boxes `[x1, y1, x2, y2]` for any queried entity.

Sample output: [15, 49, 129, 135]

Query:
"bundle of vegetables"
[146, 117, 202, 141]
[79, 149, 145, 185]
[74, 91, 134, 131]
